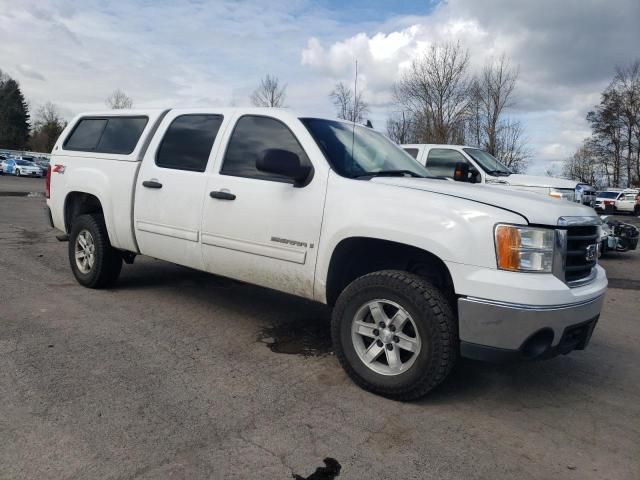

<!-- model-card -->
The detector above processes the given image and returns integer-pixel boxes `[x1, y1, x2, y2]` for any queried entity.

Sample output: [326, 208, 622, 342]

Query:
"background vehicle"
[615, 189, 640, 215]
[46, 109, 607, 400]
[402, 144, 597, 205]
[594, 189, 640, 214]
[0, 156, 7, 175]
[3, 158, 44, 177]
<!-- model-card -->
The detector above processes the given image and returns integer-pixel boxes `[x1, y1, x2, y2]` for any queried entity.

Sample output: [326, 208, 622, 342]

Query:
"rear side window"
[96, 118, 148, 154]
[426, 148, 469, 177]
[403, 148, 419, 159]
[221, 115, 310, 182]
[64, 119, 107, 151]
[156, 115, 223, 172]
[64, 117, 148, 154]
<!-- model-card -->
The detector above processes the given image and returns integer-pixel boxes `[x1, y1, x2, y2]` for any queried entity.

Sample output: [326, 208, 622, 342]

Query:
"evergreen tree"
[0, 73, 30, 149]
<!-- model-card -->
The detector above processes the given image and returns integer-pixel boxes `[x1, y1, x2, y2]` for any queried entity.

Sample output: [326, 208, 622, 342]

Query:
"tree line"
[562, 61, 640, 188]
[0, 68, 134, 153]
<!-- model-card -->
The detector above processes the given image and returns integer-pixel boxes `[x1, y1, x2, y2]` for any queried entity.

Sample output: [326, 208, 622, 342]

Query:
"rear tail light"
[45, 164, 51, 198]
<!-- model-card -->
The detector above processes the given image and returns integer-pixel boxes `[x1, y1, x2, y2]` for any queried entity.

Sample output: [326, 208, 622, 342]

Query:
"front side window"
[221, 115, 310, 182]
[426, 149, 469, 178]
[156, 115, 223, 172]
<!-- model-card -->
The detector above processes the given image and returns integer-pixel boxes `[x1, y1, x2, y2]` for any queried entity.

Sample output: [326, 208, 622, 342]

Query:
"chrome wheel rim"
[351, 299, 422, 376]
[74, 229, 96, 274]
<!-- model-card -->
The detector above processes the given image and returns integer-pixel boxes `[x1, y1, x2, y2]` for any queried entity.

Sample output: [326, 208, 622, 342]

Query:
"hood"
[487, 173, 579, 189]
[371, 177, 597, 226]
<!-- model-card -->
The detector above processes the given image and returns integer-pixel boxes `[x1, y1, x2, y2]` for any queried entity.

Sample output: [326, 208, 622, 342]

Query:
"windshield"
[16, 160, 33, 166]
[463, 148, 511, 176]
[598, 192, 620, 199]
[300, 118, 431, 179]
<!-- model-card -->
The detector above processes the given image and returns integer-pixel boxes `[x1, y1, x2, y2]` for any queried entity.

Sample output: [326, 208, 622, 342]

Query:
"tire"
[635, 205, 640, 217]
[68, 214, 122, 288]
[332, 270, 457, 400]
[15, 169, 20, 177]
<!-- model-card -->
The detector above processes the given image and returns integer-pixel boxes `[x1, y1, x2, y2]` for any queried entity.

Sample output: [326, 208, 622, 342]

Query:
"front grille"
[565, 225, 599, 283]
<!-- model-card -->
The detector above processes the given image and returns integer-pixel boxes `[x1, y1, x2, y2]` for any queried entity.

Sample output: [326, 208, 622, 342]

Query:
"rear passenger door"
[134, 111, 225, 269]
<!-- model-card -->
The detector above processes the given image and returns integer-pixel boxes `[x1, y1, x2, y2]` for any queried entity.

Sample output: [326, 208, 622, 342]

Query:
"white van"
[402, 144, 597, 206]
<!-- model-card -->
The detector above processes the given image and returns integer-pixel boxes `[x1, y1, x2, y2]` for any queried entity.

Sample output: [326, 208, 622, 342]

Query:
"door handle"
[142, 180, 163, 189]
[210, 190, 236, 200]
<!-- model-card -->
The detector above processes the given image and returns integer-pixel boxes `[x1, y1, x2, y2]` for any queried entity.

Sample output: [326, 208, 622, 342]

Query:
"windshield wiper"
[353, 170, 425, 179]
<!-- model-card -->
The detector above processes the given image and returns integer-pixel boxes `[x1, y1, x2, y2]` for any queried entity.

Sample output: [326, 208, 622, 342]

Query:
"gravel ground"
[1, 176, 638, 479]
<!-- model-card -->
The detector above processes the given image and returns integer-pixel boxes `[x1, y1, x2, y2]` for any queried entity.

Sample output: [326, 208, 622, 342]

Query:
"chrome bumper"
[458, 295, 604, 362]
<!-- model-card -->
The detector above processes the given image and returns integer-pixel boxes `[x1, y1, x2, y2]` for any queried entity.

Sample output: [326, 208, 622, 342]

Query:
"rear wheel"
[68, 214, 122, 288]
[332, 270, 457, 400]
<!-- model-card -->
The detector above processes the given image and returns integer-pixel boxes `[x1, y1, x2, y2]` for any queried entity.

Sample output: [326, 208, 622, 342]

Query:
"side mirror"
[453, 162, 469, 182]
[256, 149, 312, 187]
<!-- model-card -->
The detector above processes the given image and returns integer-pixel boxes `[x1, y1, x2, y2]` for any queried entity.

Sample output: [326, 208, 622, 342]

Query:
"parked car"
[46, 109, 607, 400]
[3, 158, 44, 177]
[593, 189, 639, 214]
[0, 156, 7, 175]
[615, 189, 640, 215]
[33, 157, 50, 173]
[401, 144, 597, 206]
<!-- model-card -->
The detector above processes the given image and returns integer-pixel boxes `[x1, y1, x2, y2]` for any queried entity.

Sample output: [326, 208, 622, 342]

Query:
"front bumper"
[458, 294, 604, 362]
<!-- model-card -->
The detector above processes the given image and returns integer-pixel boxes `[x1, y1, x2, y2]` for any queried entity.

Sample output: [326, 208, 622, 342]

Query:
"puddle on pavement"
[258, 317, 332, 357]
[292, 458, 341, 479]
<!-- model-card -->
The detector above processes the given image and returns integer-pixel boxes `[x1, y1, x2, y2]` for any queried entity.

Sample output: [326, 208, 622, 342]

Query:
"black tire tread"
[68, 213, 122, 289]
[332, 270, 457, 401]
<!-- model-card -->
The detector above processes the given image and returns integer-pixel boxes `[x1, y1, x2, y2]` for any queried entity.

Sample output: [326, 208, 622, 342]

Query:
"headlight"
[495, 224, 555, 272]
[549, 188, 576, 202]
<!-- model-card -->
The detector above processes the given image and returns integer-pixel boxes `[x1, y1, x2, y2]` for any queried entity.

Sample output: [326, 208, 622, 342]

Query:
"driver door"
[200, 113, 326, 299]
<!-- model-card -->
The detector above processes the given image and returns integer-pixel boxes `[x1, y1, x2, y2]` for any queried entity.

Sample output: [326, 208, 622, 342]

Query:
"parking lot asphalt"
[1, 176, 639, 480]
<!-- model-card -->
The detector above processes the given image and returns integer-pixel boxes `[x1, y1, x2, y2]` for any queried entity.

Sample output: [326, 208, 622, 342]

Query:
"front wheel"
[14, 169, 20, 176]
[332, 270, 457, 400]
[68, 214, 123, 288]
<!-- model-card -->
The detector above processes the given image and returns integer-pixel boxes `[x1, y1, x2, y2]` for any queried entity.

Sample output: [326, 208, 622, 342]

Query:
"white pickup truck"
[46, 109, 607, 400]
[402, 144, 597, 205]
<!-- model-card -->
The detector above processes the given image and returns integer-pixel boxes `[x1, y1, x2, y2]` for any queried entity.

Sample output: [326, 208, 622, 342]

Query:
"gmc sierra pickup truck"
[46, 108, 607, 400]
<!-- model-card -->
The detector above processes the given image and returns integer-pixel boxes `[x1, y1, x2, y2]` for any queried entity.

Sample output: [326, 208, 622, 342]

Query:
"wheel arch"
[62, 190, 124, 250]
[324, 236, 456, 307]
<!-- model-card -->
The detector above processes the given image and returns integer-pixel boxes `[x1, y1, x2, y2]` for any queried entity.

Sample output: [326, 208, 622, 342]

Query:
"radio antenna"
[351, 59, 358, 159]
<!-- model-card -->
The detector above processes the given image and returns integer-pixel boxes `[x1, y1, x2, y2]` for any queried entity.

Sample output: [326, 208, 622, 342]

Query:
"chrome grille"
[564, 225, 599, 284]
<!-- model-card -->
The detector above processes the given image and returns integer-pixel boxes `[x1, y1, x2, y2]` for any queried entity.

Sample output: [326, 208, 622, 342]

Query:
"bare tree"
[562, 141, 600, 186]
[386, 111, 414, 144]
[393, 42, 470, 144]
[329, 82, 369, 123]
[29, 102, 66, 153]
[613, 61, 640, 184]
[493, 119, 529, 173]
[474, 55, 519, 155]
[106, 89, 133, 109]
[250, 74, 287, 107]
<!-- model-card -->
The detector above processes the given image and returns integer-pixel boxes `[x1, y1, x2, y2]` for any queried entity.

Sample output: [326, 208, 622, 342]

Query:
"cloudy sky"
[1, 0, 639, 174]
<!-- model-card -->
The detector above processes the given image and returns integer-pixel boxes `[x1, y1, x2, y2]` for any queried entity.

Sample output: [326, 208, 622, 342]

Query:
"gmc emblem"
[585, 244, 597, 262]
